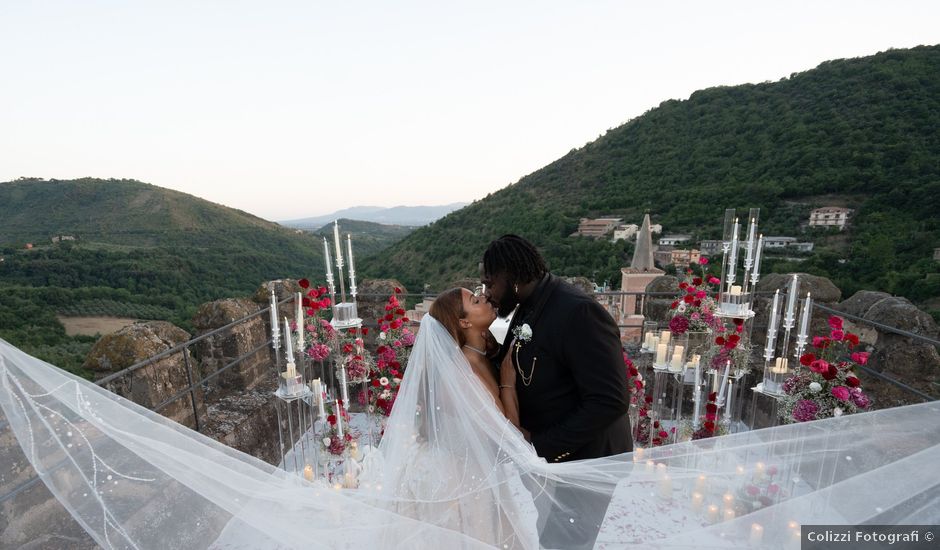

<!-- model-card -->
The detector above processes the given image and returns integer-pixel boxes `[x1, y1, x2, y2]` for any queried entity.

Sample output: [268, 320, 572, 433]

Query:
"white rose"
[677, 303, 687, 313]
[392, 377, 402, 384]
[322, 437, 332, 447]
[367, 406, 375, 413]
[833, 407, 843, 417]
[381, 390, 391, 399]
[809, 382, 822, 393]
[379, 332, 387, 340]
[519, 324, 532, 339]
[379, 377, 390, 386]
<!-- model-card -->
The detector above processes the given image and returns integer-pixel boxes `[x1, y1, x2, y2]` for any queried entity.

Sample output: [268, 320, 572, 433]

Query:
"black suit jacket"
[498, 274, 632, 462]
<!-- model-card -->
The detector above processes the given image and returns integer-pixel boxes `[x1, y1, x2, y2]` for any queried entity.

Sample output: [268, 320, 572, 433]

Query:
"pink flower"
[708, 276, 721, 285]
[828, 316, 843, 330]
[698, 257, 709, 265]
[851, 352, 870, 365]
[831, 386, 850, 401]
[831, 329, 844, 341]
[813, 336, 830, 349]
[695, 290, 707, 299]
[690, 312, 701, 321]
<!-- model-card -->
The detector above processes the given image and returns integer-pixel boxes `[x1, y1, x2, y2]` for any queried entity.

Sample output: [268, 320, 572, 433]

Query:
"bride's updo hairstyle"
[428, 288, 467, 347]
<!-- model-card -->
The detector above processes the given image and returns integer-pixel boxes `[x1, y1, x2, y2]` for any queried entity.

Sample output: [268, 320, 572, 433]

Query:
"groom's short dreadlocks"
[483, 234, 547, 284]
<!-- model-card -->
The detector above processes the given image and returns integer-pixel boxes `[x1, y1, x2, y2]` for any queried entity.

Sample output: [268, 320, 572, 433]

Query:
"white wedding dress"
[2, 316, 939, 549]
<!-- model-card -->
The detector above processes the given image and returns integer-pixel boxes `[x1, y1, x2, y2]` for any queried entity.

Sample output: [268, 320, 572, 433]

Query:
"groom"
[482, 235, 631, 549]
[482, 234, 632, 462]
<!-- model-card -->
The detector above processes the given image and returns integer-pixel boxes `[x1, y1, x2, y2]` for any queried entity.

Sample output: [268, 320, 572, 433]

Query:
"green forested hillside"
[0, 179, 322, 375]
[362, 46, 940, 308]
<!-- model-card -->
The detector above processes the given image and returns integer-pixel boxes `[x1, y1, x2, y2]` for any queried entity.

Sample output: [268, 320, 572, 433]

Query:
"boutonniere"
[512, 323, 532, 347]
[511, 323, 537, 386]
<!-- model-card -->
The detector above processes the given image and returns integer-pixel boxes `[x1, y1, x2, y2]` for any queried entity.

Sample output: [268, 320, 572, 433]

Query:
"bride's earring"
[514, 284, 519, 294]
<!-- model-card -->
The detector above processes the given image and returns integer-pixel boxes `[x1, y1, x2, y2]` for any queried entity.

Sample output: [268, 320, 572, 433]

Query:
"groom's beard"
[496, 287, 520, 318]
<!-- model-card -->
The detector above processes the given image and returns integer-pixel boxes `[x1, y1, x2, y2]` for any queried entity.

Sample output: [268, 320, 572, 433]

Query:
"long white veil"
[2, 315, 940, 549]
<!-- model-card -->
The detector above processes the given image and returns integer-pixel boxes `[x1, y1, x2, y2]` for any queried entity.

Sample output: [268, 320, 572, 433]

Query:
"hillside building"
[612, 224, 639, 241]
[934, 247, 940, 262]
[572, 217, 623, 238]
[699, 240, 724, 256]
[808, 207, 853, 230]
[670, 249, 701, 268]
[658, 234, 691, 247]
[51, 235, 76, 243]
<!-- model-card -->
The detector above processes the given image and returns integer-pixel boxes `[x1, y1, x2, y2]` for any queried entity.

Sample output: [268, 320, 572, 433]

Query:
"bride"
[2, 292, 940, 549]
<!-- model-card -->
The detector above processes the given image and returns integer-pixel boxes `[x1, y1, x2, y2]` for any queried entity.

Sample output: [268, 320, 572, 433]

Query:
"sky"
[1, 1, 938, 221]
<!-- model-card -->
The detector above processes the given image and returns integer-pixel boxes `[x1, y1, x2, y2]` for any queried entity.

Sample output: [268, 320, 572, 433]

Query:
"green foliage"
[361, 46, 940, 304]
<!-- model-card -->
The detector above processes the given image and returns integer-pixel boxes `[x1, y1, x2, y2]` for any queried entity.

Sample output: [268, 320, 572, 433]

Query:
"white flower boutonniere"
[512, 323, 532, 345]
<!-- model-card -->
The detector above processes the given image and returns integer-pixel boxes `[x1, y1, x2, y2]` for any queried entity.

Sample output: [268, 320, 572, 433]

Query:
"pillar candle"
[658, 475, 672, 499]
[634, 447, 645, 462]
[723, 508, 736, 522]
[691, 491, 704, 512]
[672, 345, 684, 362]
[660, 330, 671, 346]
[706, 504, 720, 524]
[694, 475, 707, 493]
[645, 460, 655, 473]
[750, 523, 764, 546]
[754, 462, 766, 482]
[656, 343, 668, 365]
[303, 464, 314, 482]
[723, 493, 734, 508]
[728, 218, 739, 281]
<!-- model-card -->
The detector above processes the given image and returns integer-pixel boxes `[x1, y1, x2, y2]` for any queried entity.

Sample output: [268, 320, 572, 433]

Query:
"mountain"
[281, 203, 468, 229]
[0, 178, 331, 375]
[361, 45, 940, 311]
[306, 219, 415, 259]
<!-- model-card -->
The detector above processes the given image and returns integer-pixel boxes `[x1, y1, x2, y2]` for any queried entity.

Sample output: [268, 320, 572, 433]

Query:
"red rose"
[683, 295, 695, 304]
[703, 421, 716, 432]
[851, 352, 870, 366]
[362, 327, 369, 335]
[845, 333, 859, 347]
[658, 430, 669, 439]
[394, 287, 402, 294]
[302, 297, 311, 307]
[733, 318, 744, 326]
[693, 300, 702, 307]
[705, 403, 718, 414]
[809, 359, 829, 374]
[319, 299, 331, 308]
[692, 277, 703, 286]
[822, 364, 839, 380]
[318, 286, 327, 295]
[708, 392, 717, 402]
[699, 257, 709, 265]
[813, 336, 830, 349]
[385, 313, 394, 322]
[327, 414, 336, 425]
[800, 353, 816, 367]
[298, 278, 310, 289]
[396, 308, 406, 315]
[679, 282, 689, 289]
[670, 301, 679, 309]
[715, 336, 726, 346]
[846, 376, 860, 388]
[342, 343, 354, 353]
[828, 316, 843, 330]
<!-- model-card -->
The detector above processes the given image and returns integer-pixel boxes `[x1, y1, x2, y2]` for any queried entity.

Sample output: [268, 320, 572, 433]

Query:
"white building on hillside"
[809, 207, 853, 230]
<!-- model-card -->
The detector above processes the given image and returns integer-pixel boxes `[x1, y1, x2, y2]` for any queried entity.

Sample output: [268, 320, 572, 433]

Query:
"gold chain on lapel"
[514, 341, 537, 386]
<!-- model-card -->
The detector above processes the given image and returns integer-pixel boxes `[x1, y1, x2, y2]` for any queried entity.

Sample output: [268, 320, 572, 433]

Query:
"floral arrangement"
[321, 402, 356, 456]
[297, 279, 336, 361]
[701, 321, 753, 376]
[625, 352, 674, 447]
[778, 315, 871, 423]
[337, 329, 373, 384]
[689, 391, 727, 440]
[668, 257, 724, 335]
[364, 288, 414, 417]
